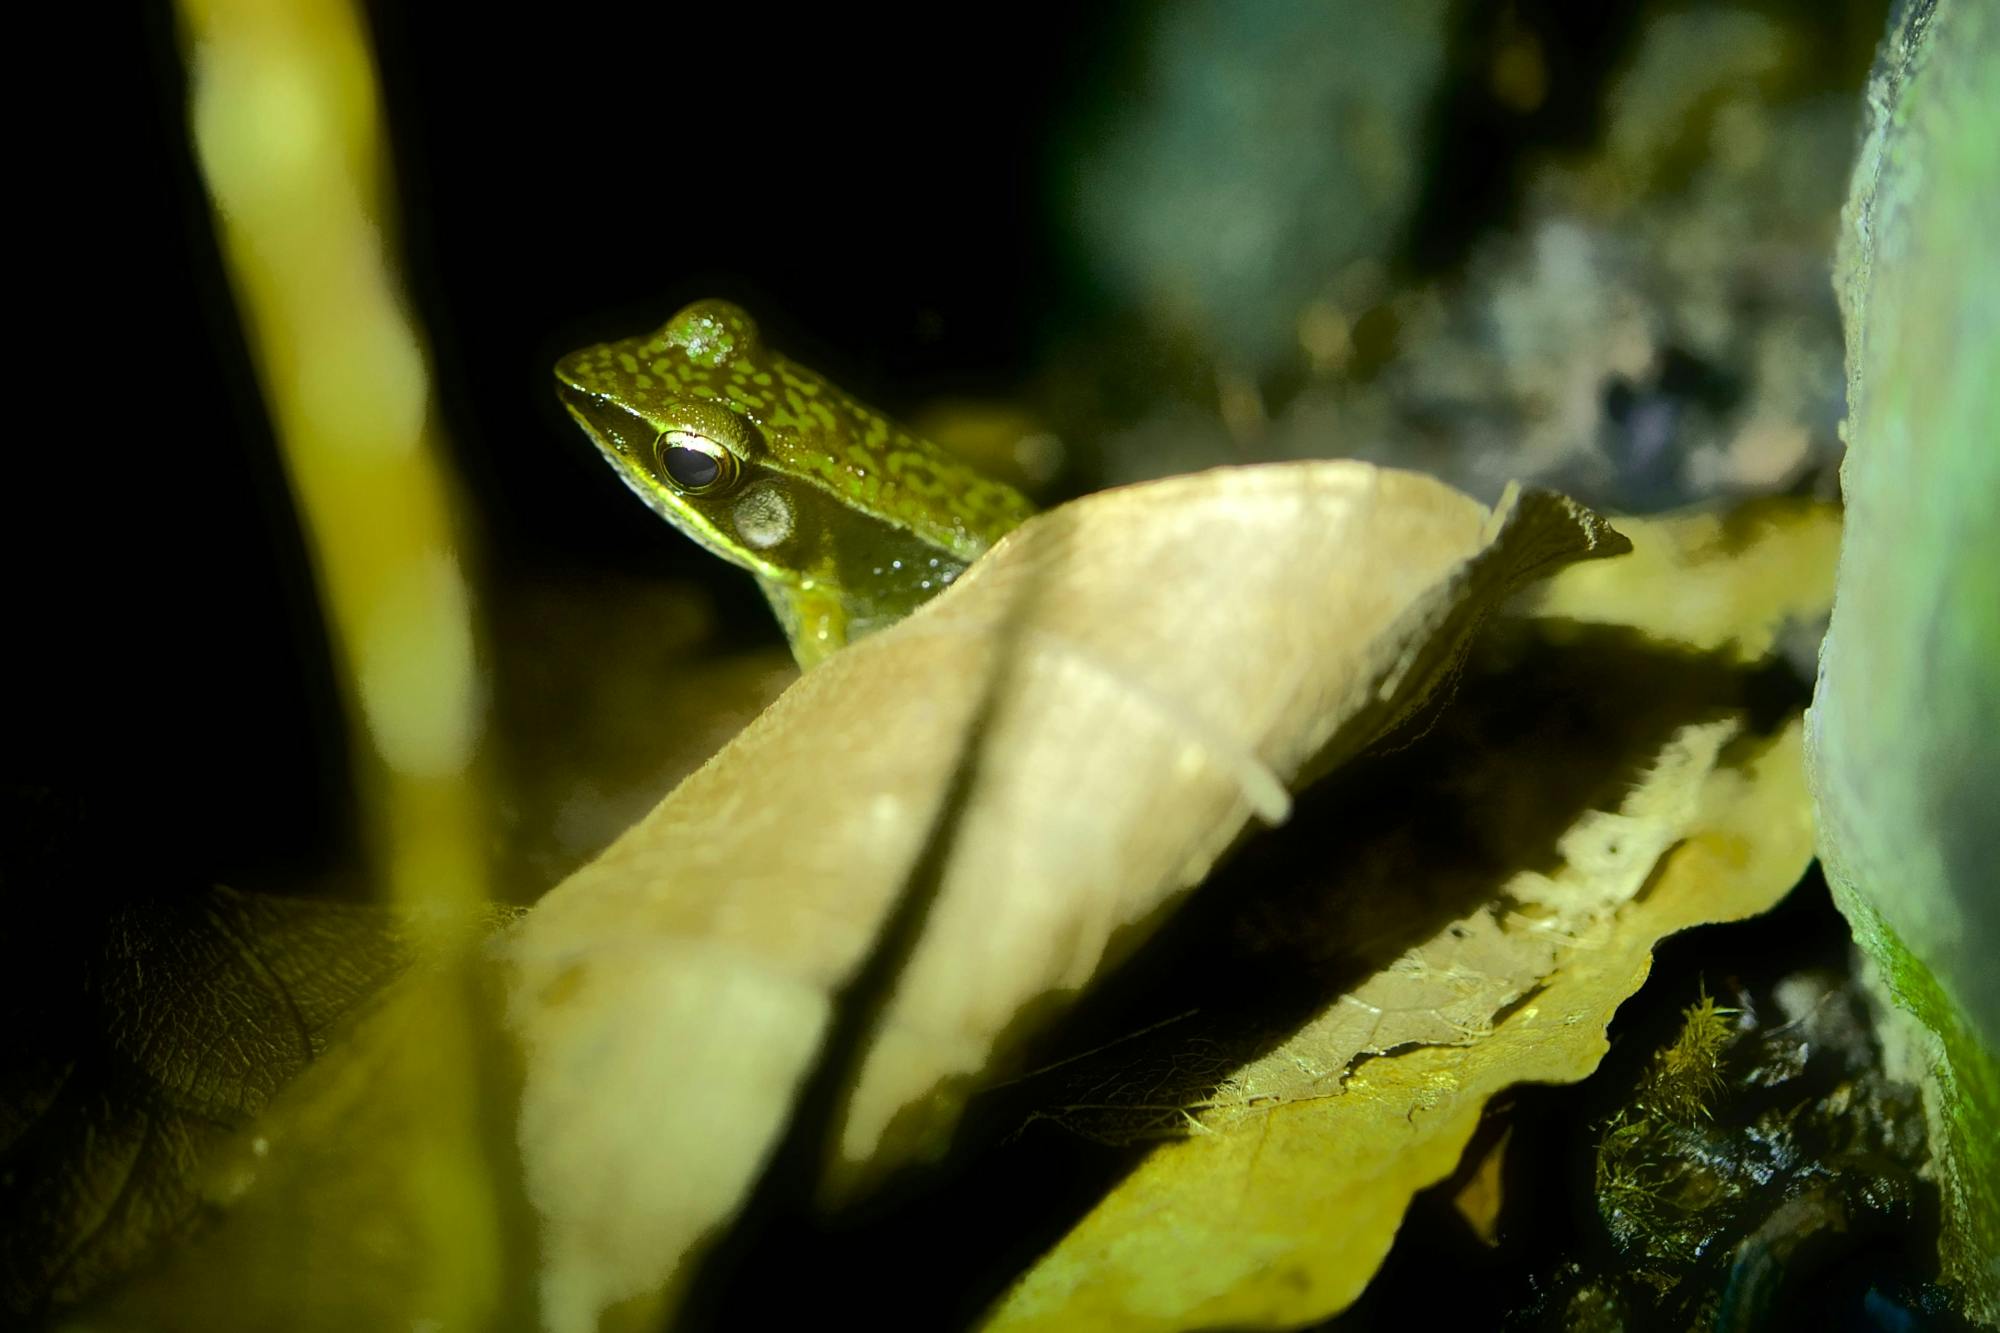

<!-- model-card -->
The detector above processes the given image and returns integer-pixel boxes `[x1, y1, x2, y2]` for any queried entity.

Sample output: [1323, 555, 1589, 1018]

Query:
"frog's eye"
[655, 430, 741, 495]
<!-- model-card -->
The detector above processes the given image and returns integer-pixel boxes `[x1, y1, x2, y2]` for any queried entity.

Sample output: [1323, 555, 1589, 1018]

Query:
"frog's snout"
[552, 348, 603, 397]
[553, 348, 623, 423]
[552, 374, 602, 428]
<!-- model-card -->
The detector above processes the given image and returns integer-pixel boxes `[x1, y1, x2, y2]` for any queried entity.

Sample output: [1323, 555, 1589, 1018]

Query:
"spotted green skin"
[556, 300, 1036, 667]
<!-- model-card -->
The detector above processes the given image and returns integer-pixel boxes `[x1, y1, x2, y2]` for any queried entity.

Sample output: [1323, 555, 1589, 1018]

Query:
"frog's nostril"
[553, 378, 597, 413]
[556, 384, 652, 460]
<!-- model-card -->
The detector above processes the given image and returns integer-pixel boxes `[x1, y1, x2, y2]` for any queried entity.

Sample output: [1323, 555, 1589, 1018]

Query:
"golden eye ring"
[654, 430, 741, 495]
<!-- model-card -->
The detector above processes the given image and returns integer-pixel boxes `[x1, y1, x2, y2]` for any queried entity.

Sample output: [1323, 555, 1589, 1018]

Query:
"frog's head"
[555, 300, 802, 578]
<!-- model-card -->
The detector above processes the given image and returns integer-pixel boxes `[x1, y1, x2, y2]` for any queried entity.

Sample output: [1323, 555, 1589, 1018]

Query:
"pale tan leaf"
[498, 462, 1624, 1331]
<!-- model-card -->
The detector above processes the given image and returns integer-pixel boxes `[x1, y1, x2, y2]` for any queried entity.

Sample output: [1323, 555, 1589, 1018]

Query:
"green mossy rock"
[1809, 0, 2000, 1316]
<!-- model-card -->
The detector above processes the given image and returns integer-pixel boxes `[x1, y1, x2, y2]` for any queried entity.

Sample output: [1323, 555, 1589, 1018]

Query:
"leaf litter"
[57, 472, 1843, 1333]
[981, 504, 1832, 1332]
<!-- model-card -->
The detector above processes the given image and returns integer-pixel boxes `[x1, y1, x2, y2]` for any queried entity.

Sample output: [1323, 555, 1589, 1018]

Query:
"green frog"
[556, 300, 1037, 668]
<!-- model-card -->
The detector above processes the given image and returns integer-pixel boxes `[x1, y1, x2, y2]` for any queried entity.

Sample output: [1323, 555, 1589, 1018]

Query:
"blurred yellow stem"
[175, 1, 502, 1317]
[178, 0, 487, 922]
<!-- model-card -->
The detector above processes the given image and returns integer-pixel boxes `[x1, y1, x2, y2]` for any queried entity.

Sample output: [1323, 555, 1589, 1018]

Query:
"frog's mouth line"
[559, 397, 796, 587]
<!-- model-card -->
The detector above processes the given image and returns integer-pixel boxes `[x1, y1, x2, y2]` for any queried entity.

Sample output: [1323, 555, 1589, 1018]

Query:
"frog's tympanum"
[556, 300, 1036, 668]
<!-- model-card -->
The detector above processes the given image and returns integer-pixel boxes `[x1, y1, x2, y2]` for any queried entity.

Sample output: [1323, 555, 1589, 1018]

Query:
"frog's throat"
[612, 456, 803, 585]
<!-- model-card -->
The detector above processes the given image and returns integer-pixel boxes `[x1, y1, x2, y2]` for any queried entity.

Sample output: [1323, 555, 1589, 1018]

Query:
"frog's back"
[754, 356, 1036, 561]
[560, 301, 1034, 563]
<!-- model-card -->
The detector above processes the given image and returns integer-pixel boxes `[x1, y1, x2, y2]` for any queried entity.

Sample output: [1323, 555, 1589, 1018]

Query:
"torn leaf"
[982, 720, 1813, 1333]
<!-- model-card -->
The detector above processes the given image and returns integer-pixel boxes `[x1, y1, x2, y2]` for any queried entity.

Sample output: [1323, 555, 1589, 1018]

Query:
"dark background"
[17, 0, 1670, 895]
[18, 2, 1135, 893]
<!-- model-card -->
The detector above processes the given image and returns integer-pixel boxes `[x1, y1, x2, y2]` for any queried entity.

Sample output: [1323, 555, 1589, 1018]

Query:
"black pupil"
[663, 444, 722, 489]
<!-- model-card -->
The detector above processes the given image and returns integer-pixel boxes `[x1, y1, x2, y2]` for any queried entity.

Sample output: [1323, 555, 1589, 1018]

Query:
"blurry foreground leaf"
[1, 881, 419, 1321]
[67, 958, 526, 1333]
[1811, 0, 2000, 1314]
[500, 462, 1624, 1331]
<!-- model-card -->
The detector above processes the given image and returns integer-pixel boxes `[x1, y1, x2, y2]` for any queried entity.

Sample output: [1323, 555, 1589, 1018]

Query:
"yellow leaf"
[981, 720, 1812, 1332]
[1512, 496, 1839, 663]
